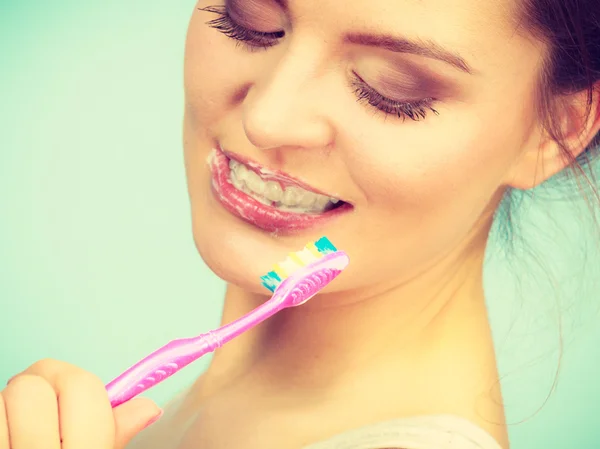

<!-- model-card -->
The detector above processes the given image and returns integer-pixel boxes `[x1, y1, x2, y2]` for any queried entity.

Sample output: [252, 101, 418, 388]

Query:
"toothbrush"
[105, 236, 349, 408]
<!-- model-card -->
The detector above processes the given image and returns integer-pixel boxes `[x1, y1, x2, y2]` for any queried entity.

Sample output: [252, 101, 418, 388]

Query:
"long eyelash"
[199, 5, 284, 50]
[351, 74, 439, 122]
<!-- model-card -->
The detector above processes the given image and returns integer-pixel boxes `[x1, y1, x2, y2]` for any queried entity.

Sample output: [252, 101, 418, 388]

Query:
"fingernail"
[143, 409, 164, 430]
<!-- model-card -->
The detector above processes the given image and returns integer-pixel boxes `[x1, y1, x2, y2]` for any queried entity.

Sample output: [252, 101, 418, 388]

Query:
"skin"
[0, 360, 162, 449]
[2, 0, 599, 448]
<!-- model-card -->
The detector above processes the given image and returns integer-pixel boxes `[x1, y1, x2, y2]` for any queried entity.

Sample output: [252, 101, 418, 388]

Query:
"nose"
[241, 50, 334, 151]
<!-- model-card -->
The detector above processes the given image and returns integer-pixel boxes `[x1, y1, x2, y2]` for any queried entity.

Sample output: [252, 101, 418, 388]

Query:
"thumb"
[112, 397, 163, 449]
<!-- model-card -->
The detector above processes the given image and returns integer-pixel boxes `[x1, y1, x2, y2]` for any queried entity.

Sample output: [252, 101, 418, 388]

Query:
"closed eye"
[351, 72, 439, 121]
[200, 5, 285, 50]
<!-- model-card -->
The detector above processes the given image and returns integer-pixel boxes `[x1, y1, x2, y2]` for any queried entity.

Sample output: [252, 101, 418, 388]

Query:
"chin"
[191, 203, 278, 295]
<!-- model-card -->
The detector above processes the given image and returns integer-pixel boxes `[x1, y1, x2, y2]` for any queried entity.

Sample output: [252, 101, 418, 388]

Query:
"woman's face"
[183, 0, 545, 295]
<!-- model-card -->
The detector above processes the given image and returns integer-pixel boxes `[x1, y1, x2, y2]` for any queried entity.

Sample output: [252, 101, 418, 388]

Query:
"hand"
[1, 359, 162, 449]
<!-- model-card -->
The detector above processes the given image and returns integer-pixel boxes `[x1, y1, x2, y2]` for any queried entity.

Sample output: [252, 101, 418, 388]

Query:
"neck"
[201, 236, 492, 396]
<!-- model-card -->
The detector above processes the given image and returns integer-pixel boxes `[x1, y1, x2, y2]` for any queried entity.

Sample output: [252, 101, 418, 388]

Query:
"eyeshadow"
[350, 44, 466, 99]
[227, 0, 281, 29]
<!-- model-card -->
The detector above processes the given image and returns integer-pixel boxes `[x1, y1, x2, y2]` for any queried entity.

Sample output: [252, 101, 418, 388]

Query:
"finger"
[2, 374, 61, 449]
[112, 397, 163, 449]
[0, 393, 10, 449]
[24, 359, 115, 449]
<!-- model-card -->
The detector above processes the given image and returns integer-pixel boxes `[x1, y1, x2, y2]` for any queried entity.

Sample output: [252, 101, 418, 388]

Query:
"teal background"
[1, 1, 599, 447]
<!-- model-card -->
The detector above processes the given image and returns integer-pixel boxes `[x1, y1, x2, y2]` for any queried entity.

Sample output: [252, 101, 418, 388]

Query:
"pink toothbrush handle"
[105, 298, 281, 408]
[105, 331, 222, 408]
[106, 251, 349, 408]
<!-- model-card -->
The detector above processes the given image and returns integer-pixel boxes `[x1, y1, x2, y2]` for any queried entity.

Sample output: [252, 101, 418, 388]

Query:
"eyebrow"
[345, 33, 474, 74]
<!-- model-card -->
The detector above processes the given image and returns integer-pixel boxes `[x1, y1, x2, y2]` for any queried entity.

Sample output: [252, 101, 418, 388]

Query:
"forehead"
[286, 0, 518, 32]
[284, 0, 525, 69]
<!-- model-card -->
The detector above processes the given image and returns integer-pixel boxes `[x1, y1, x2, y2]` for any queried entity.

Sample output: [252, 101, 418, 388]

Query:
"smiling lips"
[208, 148, 352, 233]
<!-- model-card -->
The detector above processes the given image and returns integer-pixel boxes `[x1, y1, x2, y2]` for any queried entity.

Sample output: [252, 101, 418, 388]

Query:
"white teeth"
[245, 170, 265, 195]
[314, 195, 331, 210]
[264, 181, 283, 202]
[227, 158, 341, 213]
[282, 186, 301, 205]
[233, 161, 247, 180]
[229, 168, 244, 190]
[298, 193, 316, 208]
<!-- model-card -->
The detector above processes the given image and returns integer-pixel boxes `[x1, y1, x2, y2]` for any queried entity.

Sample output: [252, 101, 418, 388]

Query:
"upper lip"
[220, 146, 346, 201]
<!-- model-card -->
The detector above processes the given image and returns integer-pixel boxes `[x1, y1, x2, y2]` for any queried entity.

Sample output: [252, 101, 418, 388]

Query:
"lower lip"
[209, 149, 352, 233]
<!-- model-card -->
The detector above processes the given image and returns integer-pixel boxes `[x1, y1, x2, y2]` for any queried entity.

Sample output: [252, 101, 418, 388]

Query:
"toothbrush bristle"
[315, 236, 337, 254]
[260, 236, 338, 292]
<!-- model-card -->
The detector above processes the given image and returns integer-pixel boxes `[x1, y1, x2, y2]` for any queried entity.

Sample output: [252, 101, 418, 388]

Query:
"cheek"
[335, 107, 534, 262]
[345, 126, 493, 210]
[184, 14, 247, 126]
[340, 102, 534, 213]
[323, 114, 528, 282]
[183, 14, 247, 173]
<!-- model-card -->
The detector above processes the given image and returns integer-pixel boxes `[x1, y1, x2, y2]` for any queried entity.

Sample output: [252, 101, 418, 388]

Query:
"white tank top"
[303, 415, 503, 449]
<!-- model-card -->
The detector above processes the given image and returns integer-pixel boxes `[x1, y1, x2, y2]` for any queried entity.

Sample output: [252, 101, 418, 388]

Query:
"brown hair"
[523, 0, 600, 174]
[499, 0, 600, 245]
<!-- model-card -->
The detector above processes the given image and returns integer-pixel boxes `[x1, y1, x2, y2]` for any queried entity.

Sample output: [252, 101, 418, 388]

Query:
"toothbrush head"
[260, 237, 349, 305]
